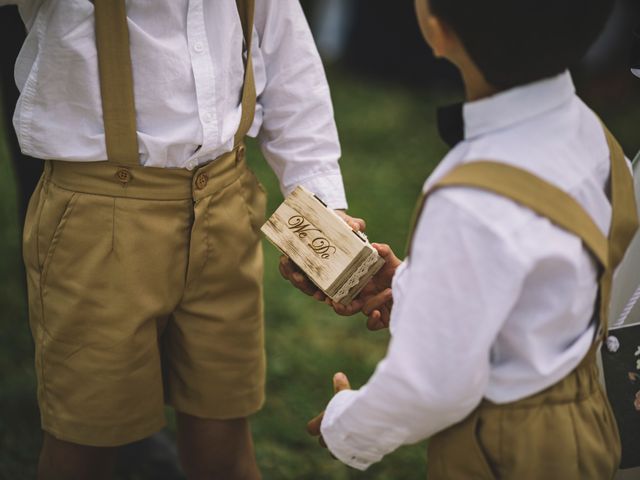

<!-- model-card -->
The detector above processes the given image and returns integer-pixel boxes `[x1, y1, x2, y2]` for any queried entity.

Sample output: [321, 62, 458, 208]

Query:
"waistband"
[44, 146, 247, 201]
[482, 354, 600, 409]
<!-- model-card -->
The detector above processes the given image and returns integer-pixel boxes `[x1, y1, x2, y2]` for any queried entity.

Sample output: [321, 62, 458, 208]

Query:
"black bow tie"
[436, 103, 464, 148]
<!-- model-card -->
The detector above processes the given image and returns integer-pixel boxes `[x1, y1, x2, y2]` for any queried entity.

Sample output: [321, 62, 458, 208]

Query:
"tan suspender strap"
[596, 127, 640, 344]
[422, 161, 610, 351]
[440, 162, 609, 266]
[406, 127, 639, 353]
[94, 0, 140, 166]
[408, 162, 609, 267]
[234, 0, 257, 147]
[94, 0, 255, 166]
[602, 126, 640, 270]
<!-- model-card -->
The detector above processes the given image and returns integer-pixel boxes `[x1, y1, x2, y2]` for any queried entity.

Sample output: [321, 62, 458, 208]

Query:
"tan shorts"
[23, 146, 267, 447]
[427, 360, 620, 479]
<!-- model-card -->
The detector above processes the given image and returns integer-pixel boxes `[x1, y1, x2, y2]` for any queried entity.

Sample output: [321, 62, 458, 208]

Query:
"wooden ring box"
[261, 186, 385, 305]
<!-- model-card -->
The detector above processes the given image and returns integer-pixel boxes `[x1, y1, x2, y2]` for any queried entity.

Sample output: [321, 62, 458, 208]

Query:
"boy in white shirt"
[3, 0, 364, 478]
[305, 0, 638, 477]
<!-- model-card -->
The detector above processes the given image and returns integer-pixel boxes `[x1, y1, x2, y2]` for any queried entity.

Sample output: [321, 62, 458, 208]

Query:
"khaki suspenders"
[94, 0, 139, 166]
[407, 127, 639, 348]
[233, 0, 257, 146]
[93, 0, 257, 166]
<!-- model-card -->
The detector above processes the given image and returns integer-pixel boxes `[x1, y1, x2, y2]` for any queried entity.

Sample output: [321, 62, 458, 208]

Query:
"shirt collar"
[436, 71, 576, 148]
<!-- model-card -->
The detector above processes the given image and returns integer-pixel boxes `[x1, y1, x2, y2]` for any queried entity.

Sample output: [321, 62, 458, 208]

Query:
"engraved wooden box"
[261, 186, 385, 305]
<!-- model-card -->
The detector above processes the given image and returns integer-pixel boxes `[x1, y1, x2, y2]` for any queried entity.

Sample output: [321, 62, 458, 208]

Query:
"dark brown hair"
[427, 0, 614, 88]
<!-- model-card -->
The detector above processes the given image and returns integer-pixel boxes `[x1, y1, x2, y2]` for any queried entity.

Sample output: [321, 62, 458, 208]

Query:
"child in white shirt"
[306, 0, 638, 477]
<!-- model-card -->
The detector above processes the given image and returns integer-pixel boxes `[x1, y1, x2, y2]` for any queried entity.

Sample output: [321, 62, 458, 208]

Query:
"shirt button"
[195, 173, 209, 190]
[115, 168, 131, 184]
[186, 160, 196, 170]
[203, 112, 214, 123]
[193, 41, 204, 53]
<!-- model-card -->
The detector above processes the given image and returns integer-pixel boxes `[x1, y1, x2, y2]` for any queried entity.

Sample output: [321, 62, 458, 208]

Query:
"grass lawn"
[1, 67, 639, 479]
[247, 72, 452, 480]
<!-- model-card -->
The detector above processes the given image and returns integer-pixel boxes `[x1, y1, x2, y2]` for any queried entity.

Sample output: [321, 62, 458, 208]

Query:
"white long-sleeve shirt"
[3, 0, 347, 208]
[321, 72, 614, 470]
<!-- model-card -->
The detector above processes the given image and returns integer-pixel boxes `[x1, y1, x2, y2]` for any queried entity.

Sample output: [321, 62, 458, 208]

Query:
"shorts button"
[195, 173, 209, 190]
[115, 168, 131, 183]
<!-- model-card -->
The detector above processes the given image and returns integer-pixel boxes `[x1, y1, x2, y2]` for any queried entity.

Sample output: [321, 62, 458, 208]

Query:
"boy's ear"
[429, 17, 462, 62]
[426, 16, 448, 58]
[415, 0, 455, 60]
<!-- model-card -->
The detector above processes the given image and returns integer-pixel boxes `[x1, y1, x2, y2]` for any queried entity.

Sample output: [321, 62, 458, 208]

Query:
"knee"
[176, 414, 260, 480]
[38, 433, 116, 480]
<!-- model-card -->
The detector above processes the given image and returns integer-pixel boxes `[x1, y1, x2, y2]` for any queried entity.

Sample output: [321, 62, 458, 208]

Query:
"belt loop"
[43, 160, 53, 180]
[41, 160, 54, 194]
[237, 144, 246, 167]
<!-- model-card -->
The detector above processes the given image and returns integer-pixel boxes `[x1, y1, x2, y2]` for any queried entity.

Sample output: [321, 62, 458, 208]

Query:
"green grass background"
[1, 68, 639, 479]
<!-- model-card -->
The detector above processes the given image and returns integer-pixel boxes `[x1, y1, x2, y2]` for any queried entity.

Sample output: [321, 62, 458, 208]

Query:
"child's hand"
[306, 372, 352, 450]
[333, 210, 367, 232]
[362, 287, 393, 330]
[369, 243, 402, 289]
[330, 243, 401, 330]
[278, 255, 326, 301]
[329, 285, 392, 330]
[278, 210, 366, 302]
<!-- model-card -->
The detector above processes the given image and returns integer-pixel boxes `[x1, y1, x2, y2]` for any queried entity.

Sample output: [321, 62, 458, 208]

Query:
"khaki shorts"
[427, 360, 620, 479]
[23, 146, 267, 447]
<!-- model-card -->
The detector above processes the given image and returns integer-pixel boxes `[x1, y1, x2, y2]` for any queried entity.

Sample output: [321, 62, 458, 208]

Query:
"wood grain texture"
[261, 186, 384, 304]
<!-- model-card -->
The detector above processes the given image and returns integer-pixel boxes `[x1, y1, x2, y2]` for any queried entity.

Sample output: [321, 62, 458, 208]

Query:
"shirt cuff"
[287, 172, 348, 210]
[320, 390, 380, 471]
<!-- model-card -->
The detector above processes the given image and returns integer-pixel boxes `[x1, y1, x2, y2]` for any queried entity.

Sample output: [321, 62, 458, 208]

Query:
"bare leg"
[38, 432, 117, 480]
[176, 412, 261, 480]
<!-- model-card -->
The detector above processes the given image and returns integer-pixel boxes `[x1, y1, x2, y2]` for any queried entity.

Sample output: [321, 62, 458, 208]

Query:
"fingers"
[333, 372, 351, 393]
[278, 255, 288, 280]
[307, 374, 351, 453]
[349, 217, 366, 232]
[306, 411, 324, 436]
[334, 210, 367, 232]
[279, 255, 293, 279]
[372, 243, 401, 265]
[313, 290, 327, 302]
[372, 242, 392, 258]
[362, 288, 393, 317]
[366, 310, 385, 331]
[279, 255, 322, 298]
[330, 298, 364, 316]
[362, 288, 392, 331]
[328, 287, 391, 320]
[366, 308, 390, 331]
[307, 413, 328, 450]
[369, 244, 402, 290]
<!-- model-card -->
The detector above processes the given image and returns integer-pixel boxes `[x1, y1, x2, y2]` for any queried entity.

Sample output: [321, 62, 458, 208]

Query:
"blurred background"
[1, 1, 639, 478]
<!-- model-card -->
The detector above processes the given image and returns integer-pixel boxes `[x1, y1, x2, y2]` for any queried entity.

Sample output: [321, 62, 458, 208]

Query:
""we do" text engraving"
[287, 215, 337, 259]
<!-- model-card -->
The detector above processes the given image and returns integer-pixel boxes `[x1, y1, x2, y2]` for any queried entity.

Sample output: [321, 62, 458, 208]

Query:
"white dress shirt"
[321, 72, 615, 470]
[4, 0, 347, 208]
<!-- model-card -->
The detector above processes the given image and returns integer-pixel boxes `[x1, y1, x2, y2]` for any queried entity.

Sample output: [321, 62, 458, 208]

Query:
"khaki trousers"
[427, 359, 621, 479]
[23, 146, 267, 447]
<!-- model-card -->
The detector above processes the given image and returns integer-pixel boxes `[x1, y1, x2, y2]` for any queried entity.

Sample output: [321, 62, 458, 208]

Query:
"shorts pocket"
[37, 184, 79, 289]
[22, 174, 46, 273]
[238, 166, 267, 234]
[427, 411, 497, 480]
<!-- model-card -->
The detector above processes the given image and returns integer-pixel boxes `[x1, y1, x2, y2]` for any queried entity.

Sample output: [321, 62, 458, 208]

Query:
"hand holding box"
[261, 186, 385, 305]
